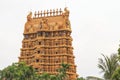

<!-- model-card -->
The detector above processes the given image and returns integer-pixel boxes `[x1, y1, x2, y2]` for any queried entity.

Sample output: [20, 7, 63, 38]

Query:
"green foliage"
[77, 77, 85, 80]
[0, 62, 70, 80]
[49, 75, 58, 80]
[0, 62, 36, 80]
[98, 54, 119, 80]
[112, 67, 120, 80]
[118, 47, 120, 55]
[56, 63, 70, 80]
[111, 45, 120, 80]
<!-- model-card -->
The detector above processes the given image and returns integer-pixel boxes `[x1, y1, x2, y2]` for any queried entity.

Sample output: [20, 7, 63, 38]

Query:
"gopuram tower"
[19, 8, 77, 80]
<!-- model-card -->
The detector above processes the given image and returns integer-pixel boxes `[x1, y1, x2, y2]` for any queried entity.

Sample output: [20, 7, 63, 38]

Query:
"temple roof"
[24, 7, 71, 34]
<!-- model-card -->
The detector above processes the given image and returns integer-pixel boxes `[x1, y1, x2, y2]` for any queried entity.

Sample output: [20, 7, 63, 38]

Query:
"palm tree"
[57, 63, 70, 80]
[77, 77, 85, 80]
[118, 47, 120, 55]
[0, 70, 1, 79]
[38, 72, 50, 80]
[98, 54, 119, 80]
[111, 67, 120, 80]
[50, 75, 57, 80]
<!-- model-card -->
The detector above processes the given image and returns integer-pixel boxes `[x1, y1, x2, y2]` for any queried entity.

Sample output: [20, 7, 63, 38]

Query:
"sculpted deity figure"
[29, 25, 34, 32]
[62, 7, 71, 29]
[54, 22, 59, 30]
[65, 18, 71, 29]
[27, 12, 32, 21]
[24, 24, 34, 33]
[24, 12, 35, 33]
[64, 7, 69, 17]
[41, 18, 49, 30]
[24, 23, 31, 33]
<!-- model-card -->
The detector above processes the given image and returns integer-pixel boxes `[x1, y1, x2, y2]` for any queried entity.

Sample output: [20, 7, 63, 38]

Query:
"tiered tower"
[19, 8, 77, 80]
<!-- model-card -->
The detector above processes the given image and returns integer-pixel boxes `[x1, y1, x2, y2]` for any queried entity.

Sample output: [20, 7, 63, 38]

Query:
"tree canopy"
[0, 62, 70, 80]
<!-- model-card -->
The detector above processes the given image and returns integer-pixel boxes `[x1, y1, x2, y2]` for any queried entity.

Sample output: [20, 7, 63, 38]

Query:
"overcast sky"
[0, 0, 120, 78]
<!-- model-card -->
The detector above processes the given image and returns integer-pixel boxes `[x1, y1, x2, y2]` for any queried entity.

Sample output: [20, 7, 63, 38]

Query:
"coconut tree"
[0, 70, 1, 79]
[50, 75, 57, 80]
[111, 47, 120, 80]
[111, 67, 120, 80]
[118, 47, 120, 55]
[57, 63, 70, 80]
[98, 54, 119, 80]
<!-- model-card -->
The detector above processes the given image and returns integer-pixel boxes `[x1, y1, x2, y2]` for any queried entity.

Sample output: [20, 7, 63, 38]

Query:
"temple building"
[19, 7, 77, 80]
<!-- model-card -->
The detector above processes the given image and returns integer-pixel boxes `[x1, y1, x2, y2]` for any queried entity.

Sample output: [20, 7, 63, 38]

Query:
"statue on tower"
[62, 7, 71, 29]
[27, 12, 32, 21]
[24, 12, 33, 33]
[64, 7, 69, 17]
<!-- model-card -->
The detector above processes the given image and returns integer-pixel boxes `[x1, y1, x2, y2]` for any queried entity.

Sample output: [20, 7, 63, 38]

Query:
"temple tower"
[19, 8, 77, 80]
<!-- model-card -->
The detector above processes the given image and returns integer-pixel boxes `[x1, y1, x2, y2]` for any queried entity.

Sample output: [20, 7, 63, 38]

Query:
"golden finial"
[64, 7, 69, 16]
[44, 10, 46, 17]
[38, 11, 40, 17]
[64, 7, 67, 11]
[50, 9, 52, 16]
[53, 9, 55, 16]
[59, 8, 62, 15]
[34, 11, 36, 18]
[56, 9, 58, 15]
[47, 10, 49, 16]
[27, 12, 32, 21]
[40, 10, 42, 17]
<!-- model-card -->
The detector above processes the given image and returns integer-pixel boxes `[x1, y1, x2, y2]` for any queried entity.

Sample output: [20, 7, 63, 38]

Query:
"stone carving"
[64, 7, 69, 16]
[58, 25, 63, 29]
[29, 25, 34, 32]
[24, 12, 34, 33]
[41, 18, 49, 30]
[24, 23, 31, 33]
[24, 8, 71, 33]
[49, 22, 64, 30]
[39, 22, 42, 30]
[32, 24, 39, 32]
[24, 23, 39, 33]
[24, 23, 36, 33]
[54, 22, 59, 30]
[62, 8, 71, 29]
[27, 12, 32, 21]
[65, 19, 71, 29]
[28, 41, 33, 48]
[49, 23, 54, 30]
